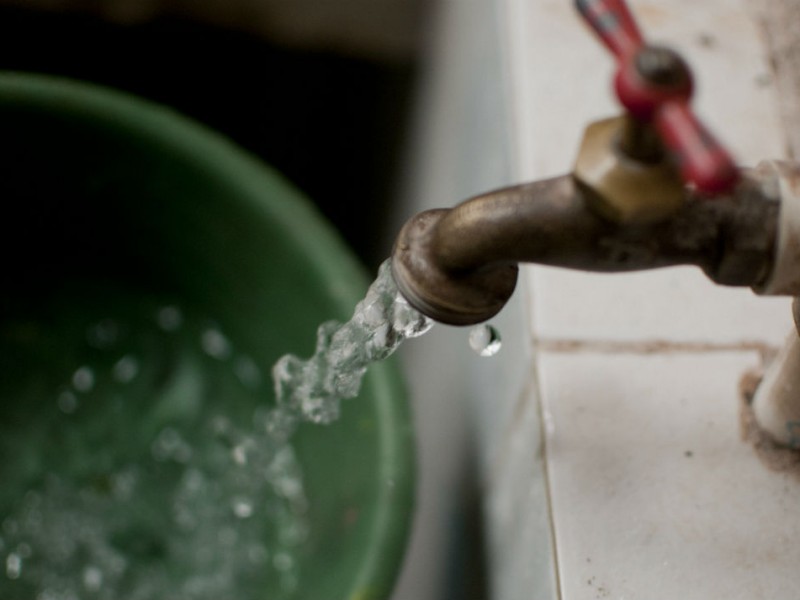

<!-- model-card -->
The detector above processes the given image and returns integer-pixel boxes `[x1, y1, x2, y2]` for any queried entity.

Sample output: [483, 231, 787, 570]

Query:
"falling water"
[272, 259, 434, 425]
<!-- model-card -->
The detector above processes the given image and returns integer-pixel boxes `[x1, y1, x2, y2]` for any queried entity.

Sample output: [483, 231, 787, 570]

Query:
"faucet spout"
[391, 171, 778, 325]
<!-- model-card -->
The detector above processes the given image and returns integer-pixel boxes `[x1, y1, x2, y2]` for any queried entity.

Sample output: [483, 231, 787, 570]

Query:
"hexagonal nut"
[573, 117, 686, 224]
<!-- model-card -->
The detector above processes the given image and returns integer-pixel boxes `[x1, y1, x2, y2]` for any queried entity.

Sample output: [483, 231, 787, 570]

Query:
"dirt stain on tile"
[740, 369, 800, 478]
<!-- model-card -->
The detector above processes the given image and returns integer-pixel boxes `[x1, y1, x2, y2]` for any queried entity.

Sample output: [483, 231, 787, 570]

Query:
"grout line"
[530, 341, 564, 600]
[534, 337, 781, 359]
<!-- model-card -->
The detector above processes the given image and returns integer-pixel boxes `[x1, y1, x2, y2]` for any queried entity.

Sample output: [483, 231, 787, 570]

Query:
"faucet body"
[392, 166, 780, 325]
[392, 0, 785, 326]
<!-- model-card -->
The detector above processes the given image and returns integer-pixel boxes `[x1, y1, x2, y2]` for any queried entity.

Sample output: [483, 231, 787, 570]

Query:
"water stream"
[272, 259, 434, 425]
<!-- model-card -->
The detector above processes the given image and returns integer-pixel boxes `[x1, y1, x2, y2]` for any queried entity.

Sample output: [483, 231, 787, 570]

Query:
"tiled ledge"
[491, 0, 800, 598]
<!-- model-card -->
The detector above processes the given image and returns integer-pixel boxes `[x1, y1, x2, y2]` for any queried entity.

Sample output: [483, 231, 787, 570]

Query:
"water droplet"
[273, 472, 304, 500]
[232, 498, 254, 519]
[112, 355, 139, 383]
[57, 390, 79, 414]
[156, 305, 183, 332]
[72, 366, 95, 392]
[469, 324, 502, 357]
[231, 443, 250, 466]
[6, 552, 21, 579]
[83, 565, 103, 591]
[201, 328, 232, 360]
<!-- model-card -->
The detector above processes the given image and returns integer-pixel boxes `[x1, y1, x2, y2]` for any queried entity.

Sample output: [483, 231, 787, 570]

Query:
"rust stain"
[740, 369, 800, 478]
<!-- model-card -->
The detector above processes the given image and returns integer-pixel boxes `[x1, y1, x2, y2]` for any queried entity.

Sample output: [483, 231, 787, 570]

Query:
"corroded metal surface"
[391, 209, 518, 326]
[392, 170, 779, 325]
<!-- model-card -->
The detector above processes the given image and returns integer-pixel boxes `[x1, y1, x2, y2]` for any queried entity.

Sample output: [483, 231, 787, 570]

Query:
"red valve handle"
[656, 103, 740, 195]
[576, 0, 739, 195]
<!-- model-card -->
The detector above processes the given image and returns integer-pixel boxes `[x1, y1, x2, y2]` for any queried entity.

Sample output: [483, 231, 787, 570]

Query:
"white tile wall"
[496, 0, 800, 598]
[397, 0, 800, 598]
[528, 266, 792, 346]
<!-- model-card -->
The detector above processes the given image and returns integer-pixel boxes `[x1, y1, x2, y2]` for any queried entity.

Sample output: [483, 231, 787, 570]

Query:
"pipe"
[748, 162, 800, 448]
[391, 169, 779, 325]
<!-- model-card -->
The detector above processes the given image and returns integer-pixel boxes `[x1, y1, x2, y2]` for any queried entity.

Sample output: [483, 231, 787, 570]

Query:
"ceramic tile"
[539, 351, 800, 599]
[527, 265, 793, 346]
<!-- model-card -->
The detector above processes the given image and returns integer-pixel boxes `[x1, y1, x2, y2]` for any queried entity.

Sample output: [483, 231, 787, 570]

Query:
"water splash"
[272, 259, 433, 424]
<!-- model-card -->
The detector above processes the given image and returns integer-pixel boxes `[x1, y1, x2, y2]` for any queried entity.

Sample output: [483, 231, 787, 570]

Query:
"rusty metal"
[618, 115, 663, 163]
[391, 210, 518, 326]
[391, 170, 779, 325]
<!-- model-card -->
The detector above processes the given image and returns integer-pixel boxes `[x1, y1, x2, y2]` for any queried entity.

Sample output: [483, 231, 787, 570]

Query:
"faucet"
[391, 0, 800, 451]
[391, 168, 781, 326]
[391, 0, 793, 326]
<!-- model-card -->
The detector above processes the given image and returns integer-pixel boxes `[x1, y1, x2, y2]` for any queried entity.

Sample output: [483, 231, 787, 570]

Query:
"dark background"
[0, 5, 416, 269]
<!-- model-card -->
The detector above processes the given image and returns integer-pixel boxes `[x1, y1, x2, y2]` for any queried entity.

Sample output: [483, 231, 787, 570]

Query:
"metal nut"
[573, 116, 685, 224]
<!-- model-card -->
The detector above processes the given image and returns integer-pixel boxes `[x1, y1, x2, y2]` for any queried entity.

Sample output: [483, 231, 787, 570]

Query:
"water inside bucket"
[0, 260, 432, 599]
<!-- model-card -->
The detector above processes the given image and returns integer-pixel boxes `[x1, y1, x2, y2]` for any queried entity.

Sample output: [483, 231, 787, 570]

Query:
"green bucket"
[0, 73, 414, 599]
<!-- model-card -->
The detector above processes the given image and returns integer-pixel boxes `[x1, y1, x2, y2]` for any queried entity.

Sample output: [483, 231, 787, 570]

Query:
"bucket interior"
[0, 74, 413, 600]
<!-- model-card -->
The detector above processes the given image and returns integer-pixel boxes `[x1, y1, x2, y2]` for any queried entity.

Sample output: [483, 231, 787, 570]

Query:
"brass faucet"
[391, 0, 782, 325]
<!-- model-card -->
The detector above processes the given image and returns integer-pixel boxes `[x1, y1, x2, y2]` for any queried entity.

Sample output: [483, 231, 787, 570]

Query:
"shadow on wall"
[0, 2, 422, 269]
